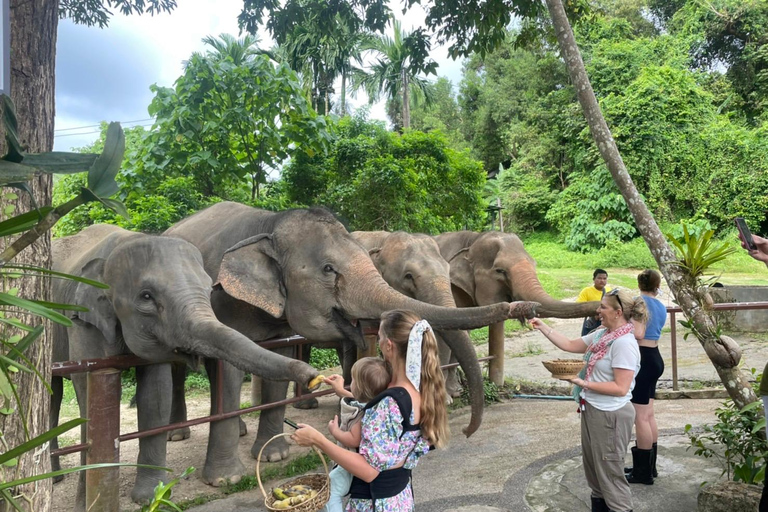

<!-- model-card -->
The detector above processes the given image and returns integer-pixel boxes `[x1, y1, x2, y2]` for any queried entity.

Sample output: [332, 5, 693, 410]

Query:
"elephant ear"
[446, 248, 475, 299]
[216, 234, 286, 318]
[72, 258, 119, 345]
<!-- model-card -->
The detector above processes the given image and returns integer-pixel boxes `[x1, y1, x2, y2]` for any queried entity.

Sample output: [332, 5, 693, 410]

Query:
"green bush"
[309, 348, 340, 371]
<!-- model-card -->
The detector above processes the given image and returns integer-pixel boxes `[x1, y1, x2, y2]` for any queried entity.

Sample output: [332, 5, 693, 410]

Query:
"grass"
[507, 340, 545, 358]
[469, 320, 535, 345]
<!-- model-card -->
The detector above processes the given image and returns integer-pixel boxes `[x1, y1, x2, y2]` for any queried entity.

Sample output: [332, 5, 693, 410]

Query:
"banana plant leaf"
[21, 152, 99, 174]
[87, 122, 124, 198]
[2, 95, 23, 163]
[0, 160, 37, 185]
[2, 264, 109, 289]
[0, 292, 72, 326]
[0, 418, 86, 465]
[28, 299, 88, 312]
[0, 208, 54, 237]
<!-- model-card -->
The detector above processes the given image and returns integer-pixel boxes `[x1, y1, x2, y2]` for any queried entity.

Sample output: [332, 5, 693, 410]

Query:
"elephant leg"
[251, 377, 291, 462]
[167, 362, 191, 442]
[292, 344, 318, 410]
[50, 375, 64, 483]
[202, 359, 246, 486]
[131, 363, 173, 504]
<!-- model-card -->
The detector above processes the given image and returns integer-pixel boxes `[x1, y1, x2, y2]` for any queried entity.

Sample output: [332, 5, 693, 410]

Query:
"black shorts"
[631, 346, 664, 405]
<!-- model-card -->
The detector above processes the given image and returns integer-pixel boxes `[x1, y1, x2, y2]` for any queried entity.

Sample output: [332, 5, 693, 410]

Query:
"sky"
[53, 0, 467, 151]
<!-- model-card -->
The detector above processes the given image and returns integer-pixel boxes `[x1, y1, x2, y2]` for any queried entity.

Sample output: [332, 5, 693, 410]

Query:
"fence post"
[488, 321, 505, 386]
[86, 368, 121, 512]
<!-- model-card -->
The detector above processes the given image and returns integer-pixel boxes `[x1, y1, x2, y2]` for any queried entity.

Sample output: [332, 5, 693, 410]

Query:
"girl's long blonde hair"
[380, 310, 449, 449]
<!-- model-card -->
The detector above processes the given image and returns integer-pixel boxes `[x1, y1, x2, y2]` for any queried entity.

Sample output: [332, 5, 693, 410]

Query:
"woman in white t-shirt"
[530, 288, 647, 512]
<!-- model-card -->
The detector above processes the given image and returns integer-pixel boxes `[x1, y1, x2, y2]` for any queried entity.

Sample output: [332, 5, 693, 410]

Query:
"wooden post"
[488, 321, 505, 386]
[85, 368, 121, 512]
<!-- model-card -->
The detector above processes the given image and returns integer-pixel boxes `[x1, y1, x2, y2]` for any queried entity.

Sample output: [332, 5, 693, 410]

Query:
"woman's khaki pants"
[581, 401, 635, 512]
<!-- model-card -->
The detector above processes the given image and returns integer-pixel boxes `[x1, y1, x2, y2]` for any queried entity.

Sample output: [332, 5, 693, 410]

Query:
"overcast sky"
[53, 0, 466, 151]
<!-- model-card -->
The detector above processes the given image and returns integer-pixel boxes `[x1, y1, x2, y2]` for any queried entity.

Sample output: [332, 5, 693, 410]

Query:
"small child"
[321, 357, 391, 512]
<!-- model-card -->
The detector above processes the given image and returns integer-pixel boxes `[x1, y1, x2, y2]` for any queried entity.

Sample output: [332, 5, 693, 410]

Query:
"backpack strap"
[364, 387, 420, 437]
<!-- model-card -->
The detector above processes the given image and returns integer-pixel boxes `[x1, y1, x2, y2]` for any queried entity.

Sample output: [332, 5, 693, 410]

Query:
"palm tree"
[360, 19, 438, 129]
[201, 33, 264, 64]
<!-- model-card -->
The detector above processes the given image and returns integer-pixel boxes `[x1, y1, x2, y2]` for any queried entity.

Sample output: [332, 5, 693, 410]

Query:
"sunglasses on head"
[607, 288, 623, 310]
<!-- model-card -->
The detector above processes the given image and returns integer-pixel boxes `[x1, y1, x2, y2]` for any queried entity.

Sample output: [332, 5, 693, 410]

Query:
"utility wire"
[54, 122, 155, 138]
[54, 118, 155, 133]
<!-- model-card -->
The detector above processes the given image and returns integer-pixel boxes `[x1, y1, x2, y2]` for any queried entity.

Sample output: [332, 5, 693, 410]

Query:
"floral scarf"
[572, 322, 634, 401]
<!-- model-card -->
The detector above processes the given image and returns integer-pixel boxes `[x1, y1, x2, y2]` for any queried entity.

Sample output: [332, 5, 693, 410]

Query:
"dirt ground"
[50, 308, 768, 512]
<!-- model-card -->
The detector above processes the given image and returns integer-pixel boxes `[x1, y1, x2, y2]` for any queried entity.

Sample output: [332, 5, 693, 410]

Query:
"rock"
[698, 480, 761, 512]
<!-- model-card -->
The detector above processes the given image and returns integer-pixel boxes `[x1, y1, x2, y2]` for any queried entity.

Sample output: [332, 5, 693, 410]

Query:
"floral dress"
[345, 396, 430, 512]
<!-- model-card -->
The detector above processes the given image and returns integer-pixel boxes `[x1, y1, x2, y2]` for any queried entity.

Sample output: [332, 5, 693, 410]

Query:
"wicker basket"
[542, 359, 585, 380]
[257, 433, 330, 512]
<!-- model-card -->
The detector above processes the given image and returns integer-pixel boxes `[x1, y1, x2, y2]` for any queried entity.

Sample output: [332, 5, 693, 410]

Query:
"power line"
[54, 118, 154, 133]
[54, 122, 155, 138]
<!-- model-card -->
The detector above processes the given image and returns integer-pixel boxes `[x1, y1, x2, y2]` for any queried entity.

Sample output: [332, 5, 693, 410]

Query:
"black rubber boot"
[626, 446, 654, 485]
[652, 442, 658, 478]
[591, 496, 609, 512]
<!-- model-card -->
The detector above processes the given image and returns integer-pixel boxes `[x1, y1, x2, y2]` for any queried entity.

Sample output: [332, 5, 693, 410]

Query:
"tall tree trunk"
[544, 0, 755, 408]
[340, 69, 347, 116]
[402, 70, 410, 129]
[0, 1, 57, 510]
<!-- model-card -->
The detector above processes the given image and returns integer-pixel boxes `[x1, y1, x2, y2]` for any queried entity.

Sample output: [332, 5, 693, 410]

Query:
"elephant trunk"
[345, 263, 537, 328]
[508, 260, 599, 319]
[181, 317, 317, 385]
[436, 329, 484, 437]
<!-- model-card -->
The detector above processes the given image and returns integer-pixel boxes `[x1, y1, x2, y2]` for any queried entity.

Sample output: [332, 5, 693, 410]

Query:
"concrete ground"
[187, 316, 739, 512]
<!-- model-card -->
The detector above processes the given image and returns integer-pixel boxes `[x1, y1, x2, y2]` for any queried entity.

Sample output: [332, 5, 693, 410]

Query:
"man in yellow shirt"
[577, 268, 610, 336]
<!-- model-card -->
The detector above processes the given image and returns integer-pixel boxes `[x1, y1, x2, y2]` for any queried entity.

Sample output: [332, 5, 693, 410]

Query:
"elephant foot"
[239, 417, 248, 437]
[52, 474, 65, 484]
[292, 397, 319, 410]
[167, 426, 191, 442]
[252, 435, 290, 462]
[202, 458, 246, 487]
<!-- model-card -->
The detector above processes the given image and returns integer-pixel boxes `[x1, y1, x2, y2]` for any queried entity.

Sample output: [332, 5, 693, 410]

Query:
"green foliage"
[141, 467, 196, 512]
[686, 400, 768, 485]
[60, 0, 177, 28]
[665, 221, 738, 284]
[458, 370, 500, 405]
[309, 348, 340, 371]
[185, 371, 210, 393]
[282, 113, 487, 233]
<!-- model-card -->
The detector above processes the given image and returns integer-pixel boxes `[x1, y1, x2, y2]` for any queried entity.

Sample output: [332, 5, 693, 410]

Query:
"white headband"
[406, 320, 431, 390]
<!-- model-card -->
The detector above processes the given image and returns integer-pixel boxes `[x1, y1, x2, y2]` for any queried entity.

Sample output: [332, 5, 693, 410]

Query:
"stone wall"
[710, 286, 768, 332]
[698, 480, 760, 512]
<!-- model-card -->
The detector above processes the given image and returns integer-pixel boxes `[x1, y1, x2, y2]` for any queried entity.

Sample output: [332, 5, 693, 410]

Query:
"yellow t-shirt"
[576, 285, 611, 303]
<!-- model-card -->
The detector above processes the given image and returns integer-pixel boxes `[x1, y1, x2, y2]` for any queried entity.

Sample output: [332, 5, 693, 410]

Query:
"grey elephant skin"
[351, 231, 474, 403]
[434, 231, 600, 316]
[163, 202, 537, 468]
[49, 224, 318, 509]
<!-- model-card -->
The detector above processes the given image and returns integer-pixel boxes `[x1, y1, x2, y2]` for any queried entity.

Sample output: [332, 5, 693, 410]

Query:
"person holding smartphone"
[739, 220, 768, 512]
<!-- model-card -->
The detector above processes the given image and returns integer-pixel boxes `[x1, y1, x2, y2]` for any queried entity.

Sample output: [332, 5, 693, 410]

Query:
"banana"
[308, 375, 325, 390]
[272, 498, 292, 509]
[272, 487, 289, 500]
[289, 495, 308, 505]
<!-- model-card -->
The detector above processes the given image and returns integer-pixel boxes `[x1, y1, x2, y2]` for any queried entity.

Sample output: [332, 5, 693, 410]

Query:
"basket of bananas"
[542, 359, 585, 380]
[257, 433, 330, 511]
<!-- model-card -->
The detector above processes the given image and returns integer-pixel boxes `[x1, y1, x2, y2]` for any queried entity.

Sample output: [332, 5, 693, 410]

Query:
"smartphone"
[734, 217, 757, 251]
[284, 418, 299, 429]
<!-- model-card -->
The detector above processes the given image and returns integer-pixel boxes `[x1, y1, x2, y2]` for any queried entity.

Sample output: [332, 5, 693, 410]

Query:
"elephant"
[162, 202, 538, 468]
[434, 230, 600, 316]
[49, 224, 319, 508]
[351, 230, 467, 398]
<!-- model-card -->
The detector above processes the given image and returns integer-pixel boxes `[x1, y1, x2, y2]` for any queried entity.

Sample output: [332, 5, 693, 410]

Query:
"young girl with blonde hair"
[292, 310, 447, 511]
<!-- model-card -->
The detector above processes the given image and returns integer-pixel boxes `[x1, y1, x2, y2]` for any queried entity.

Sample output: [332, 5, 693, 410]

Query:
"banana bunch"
[271, 485, 318, 509]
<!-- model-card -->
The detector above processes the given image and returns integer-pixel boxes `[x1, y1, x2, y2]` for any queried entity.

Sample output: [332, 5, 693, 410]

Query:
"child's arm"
[329, 416, 362, 449]
[324, 374, 353, 398]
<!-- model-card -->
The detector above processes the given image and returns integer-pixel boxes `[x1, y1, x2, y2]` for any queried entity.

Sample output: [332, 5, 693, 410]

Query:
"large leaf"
[0, 462, 171, 490]
[99, 197, 130, 220]
[0, 207, 54, 237]
[3, 264, 109, 289]
[0, 160, 37, 185]
[2, 95, 23, 163]
[0, 292, 72, 326]
[87, 122, 125, 197]
[28, 299, 88, 312]
[5, 324, 43, 361]
[0, 419, 87, 466]
[21, 152, 99, 174]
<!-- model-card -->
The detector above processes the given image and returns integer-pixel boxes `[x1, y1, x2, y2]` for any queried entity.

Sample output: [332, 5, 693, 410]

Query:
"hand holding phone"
[735, 217, 757, 251]
[284, 418, 299, 429]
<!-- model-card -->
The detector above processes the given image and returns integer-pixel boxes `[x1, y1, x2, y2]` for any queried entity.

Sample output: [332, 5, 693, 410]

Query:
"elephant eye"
[323, 264, 335, 274]
[495, 268, 507, 275]
[404, 272, 414, 280]
[139, 291, 153, 301]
